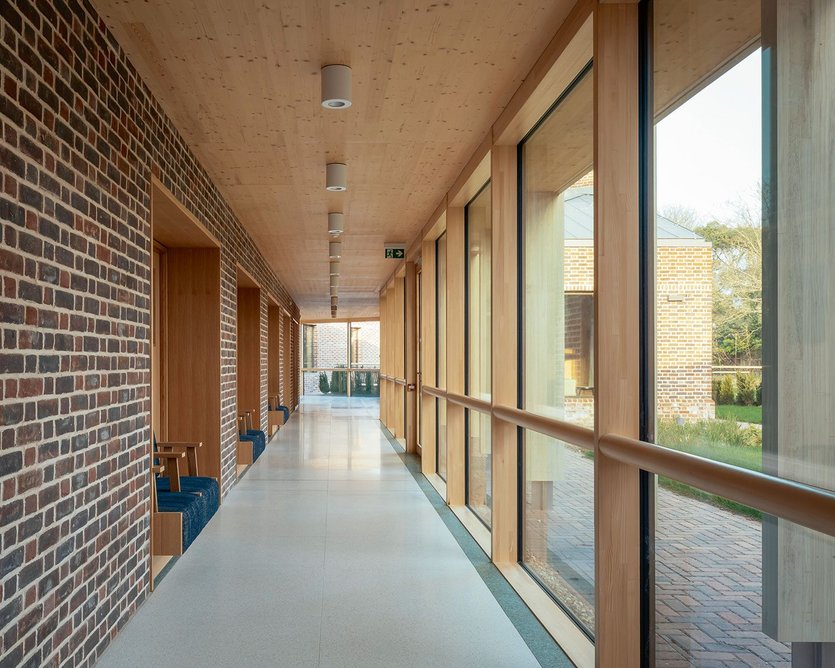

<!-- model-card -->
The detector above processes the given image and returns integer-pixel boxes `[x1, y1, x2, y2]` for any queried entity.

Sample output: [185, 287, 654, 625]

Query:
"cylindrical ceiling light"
[330, 286, 338, 297]
[328, 241, 342, 259]
[326, 163, 347, 192]
[331, 295, 338, 308]
[328, 212, 344, 236]
[329, 261, 340, 276]
[330, 275, 339, 289]
[321, 65, 352, 109]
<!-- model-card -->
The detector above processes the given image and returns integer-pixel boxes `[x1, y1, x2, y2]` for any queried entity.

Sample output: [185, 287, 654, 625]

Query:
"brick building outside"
[562, 183, 714, 425]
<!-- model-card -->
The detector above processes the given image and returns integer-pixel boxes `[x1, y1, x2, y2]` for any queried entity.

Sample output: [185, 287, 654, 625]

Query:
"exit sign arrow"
[384, 245, 405, 259]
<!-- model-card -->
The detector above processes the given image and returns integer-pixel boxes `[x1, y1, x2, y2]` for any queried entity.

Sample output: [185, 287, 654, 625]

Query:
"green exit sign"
[385, 246, 405, 259]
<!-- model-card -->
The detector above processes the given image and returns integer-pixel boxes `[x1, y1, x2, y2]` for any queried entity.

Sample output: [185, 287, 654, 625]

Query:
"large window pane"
[436, 233, 447, 390]
[521, 66, 594, 429]
[522, 431, 594, 636]
[466, 183, 492, 400]
[651, 1, 835, 663]
[436, 233, 447, 479]
[465, 183, 492, 526]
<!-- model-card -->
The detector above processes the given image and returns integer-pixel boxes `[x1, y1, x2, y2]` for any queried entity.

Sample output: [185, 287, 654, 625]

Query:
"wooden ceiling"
[94, 0, 577, 318]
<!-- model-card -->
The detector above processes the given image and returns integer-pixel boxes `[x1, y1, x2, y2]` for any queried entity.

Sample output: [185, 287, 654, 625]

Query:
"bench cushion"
[156, 476, 219, 521]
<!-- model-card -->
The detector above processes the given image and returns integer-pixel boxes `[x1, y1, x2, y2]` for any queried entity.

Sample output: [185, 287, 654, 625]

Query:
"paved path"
[98, 397, 540, 668]
[533, 445, 791, 667]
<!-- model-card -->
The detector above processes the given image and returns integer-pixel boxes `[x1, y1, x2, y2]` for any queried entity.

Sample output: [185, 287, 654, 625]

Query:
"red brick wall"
[0, 1, 299, 665]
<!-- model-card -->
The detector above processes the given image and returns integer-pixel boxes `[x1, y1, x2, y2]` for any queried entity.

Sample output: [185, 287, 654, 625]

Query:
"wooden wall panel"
[405, 262, 418, 453]
[490, 144, 519, 564]
[237, 287, 262, 428]
[165, 248, 222, 480]
[421, 241, 437, 476]
[594, 4, 641, 666]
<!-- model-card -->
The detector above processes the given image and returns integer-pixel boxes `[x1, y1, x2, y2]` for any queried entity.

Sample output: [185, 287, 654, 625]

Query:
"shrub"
[331, 369, 346, 394]
[365, 372, 373, 393]
[736, 372, 758, 406]
[717, 375, 736, 405]
[318, 372, 330, 394]
[712, 378, 723, 403]
[755, 381, 763, 406]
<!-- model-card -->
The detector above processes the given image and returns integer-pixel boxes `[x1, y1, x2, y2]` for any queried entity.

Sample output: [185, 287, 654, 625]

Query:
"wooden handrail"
[415, 388, 835, 539]
[492, 404, 595, 451]
[446, 391, 491, 414]
[599, 433, 835, 538]
[421, 385, 447, 399]
[394, 377, 407, 386]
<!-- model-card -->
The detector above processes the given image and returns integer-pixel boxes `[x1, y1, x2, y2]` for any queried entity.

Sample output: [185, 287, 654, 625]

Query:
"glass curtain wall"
[648, 1, 835, 664]
[465, 183, 492, 527]
[436, 233, 448, 480]
[300, 321, 380, 397]
[519, 64, 595, 636]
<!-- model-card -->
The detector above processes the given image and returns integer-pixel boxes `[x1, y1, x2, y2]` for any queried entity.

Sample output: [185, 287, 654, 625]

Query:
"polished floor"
[99, 397, 541, 667]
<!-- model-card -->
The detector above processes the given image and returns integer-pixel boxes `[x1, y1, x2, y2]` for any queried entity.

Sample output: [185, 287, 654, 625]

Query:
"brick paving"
[526, 446, 791, 666]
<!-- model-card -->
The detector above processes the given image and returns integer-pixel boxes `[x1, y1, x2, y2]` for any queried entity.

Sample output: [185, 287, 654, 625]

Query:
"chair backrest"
[237, 414, 247, 436]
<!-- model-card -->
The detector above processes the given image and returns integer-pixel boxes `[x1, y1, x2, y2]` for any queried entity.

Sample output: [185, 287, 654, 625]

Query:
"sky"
[655, 49, 762, 225]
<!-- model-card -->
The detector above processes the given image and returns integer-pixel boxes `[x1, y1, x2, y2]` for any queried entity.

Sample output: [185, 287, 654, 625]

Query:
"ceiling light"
[326, 163, 347, 192]
[330, 275, 339, 289]
[328, 241, 342, 259]
[321, 65, 352, 109]
[329, 261, 340, 276]
[330, 286, 338, 297]
[328, 212, 344, 236]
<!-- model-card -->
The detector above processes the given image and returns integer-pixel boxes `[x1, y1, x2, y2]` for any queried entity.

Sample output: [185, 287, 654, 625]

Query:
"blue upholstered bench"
[156, 475, 219, 522]
[239, 411, 267, 462]
[155, 489, 206, 552]
[152, 433, 220, 553]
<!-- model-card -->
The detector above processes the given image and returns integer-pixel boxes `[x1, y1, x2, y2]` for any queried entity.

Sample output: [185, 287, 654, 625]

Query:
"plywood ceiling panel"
[94, 0, 577, 318]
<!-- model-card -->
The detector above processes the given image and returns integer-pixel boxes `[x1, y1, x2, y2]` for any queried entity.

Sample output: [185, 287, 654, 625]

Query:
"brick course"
[0, 1, 299, 665]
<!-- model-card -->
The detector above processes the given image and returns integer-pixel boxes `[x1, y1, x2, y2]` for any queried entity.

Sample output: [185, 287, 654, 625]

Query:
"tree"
[697, 218, 762, 366]
[318, 372, 330, 394]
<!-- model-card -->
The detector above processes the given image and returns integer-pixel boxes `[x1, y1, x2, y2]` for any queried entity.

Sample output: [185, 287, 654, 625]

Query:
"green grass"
[715, 404, 762, 424]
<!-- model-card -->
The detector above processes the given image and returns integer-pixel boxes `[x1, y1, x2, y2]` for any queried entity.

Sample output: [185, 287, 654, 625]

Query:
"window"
[300, 321, 380, 397]
[465, 183, 492, 526]
[647, 1, 835, 663]
[436, 232, 448, 481]
[519, 64, 595, 636]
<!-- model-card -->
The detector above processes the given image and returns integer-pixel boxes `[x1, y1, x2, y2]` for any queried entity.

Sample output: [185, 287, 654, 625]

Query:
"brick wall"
[656, 244, 714, 419]
[0, 1, 299, 666]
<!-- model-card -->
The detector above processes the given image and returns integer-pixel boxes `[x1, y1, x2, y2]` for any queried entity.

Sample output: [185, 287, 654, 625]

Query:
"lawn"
[715, 404, 762, 424]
